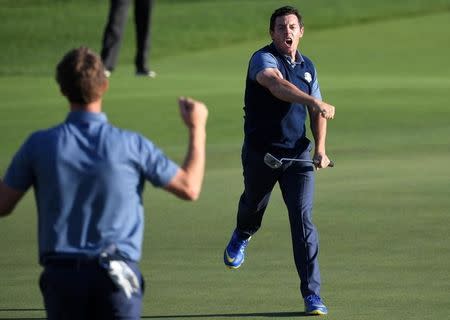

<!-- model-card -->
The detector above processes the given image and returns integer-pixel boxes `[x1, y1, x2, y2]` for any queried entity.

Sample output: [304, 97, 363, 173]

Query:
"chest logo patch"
[304, 72, 312, 83]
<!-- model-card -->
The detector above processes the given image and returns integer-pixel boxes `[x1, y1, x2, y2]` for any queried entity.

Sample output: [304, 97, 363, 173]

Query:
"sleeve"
[248, 51, 279, 81]
[310, 65, 322, 100]
[136, 135, 179, 187]
[3, 136, 35, 192]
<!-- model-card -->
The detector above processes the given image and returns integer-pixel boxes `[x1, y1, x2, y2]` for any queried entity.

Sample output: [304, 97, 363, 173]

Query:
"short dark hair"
[56, 47, 107, 105]
[269, 6, 303, 31]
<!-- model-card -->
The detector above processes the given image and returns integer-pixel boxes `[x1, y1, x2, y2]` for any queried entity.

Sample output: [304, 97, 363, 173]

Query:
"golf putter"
[264, 152, 334, 169]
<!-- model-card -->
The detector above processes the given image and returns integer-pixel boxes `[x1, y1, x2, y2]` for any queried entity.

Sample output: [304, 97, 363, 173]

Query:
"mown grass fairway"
[1, 1, 449, 319]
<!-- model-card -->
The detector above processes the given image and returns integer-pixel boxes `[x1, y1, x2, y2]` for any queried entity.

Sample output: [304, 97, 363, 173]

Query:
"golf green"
[0, 3, 449, 319]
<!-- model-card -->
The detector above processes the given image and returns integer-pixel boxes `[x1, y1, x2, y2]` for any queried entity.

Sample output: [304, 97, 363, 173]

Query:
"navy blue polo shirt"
[244, 43, 322, 152]
[3, 111, 179, 263]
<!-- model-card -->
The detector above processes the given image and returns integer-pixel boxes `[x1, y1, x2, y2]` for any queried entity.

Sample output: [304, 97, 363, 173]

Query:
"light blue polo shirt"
[3, 111, 179, 263]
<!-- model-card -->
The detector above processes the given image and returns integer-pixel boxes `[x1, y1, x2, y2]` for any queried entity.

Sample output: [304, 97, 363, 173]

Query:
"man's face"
[270, 14, 304, 58]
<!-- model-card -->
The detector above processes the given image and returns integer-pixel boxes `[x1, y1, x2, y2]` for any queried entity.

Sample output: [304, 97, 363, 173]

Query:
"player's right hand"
[315, 100, 335, 119]
[178, 97, 208, 129]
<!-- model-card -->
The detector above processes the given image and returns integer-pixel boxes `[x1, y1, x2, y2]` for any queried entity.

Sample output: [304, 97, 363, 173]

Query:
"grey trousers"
[101, 0, 154, 71]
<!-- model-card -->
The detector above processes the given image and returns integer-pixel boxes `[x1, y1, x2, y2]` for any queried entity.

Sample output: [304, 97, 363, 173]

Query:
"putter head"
[264, 153, 283, 169]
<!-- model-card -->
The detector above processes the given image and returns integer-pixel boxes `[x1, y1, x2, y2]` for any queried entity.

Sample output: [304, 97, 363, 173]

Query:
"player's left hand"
[313, 153, 332, 170]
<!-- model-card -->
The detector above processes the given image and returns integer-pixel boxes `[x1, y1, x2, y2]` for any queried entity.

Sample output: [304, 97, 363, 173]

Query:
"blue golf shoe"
[304, 294, 328, 315]
[223, 230, 251, 269]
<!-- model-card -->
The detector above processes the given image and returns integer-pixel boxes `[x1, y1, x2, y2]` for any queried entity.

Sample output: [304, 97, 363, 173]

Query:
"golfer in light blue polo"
[0, 47, 208, 320]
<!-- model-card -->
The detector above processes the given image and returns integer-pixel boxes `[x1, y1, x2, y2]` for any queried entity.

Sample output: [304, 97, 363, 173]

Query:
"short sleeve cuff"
[249, 51, 278, 80]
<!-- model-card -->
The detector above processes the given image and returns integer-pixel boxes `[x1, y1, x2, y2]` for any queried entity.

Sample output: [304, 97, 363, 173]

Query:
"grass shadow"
[142, 311, 308, 318]
[0, 308, 45, 319]
[0, 309, 309, 319]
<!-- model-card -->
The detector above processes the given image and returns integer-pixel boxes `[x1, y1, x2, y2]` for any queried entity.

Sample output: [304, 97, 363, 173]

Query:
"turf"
[1, 0, 450, 75]
[1, 1, 450, 319]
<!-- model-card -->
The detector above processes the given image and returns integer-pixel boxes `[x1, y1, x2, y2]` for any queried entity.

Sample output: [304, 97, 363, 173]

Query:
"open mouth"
[285, 38, 293, 46]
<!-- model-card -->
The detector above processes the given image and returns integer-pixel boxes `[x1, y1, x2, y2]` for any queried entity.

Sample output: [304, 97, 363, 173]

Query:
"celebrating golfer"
[223, 6, 335, 315]
[0, 47, 208, 319]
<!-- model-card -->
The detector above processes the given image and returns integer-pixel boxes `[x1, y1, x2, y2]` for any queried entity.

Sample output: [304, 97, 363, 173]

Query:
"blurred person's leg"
[40, 261, 144, 320]
[134, 0, 154, 73]
[101, 0, 132, 72]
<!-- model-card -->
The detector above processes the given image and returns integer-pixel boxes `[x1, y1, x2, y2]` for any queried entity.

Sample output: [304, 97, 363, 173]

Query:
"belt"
[42, 256, 99, 268]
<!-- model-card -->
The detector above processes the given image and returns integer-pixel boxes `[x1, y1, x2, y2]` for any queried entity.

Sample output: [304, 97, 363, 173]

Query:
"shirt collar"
[65, 110, 108, 124]
[284, 51, 304, 67]
[270, 42, 304, 67]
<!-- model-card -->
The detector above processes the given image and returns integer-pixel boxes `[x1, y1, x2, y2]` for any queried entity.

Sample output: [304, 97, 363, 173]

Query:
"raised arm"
[256, 68, 335, 119]
[164, 97, 208, 201]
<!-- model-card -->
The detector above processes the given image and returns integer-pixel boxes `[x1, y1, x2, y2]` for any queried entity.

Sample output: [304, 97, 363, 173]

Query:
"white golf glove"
[107, 260, 140, 299]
